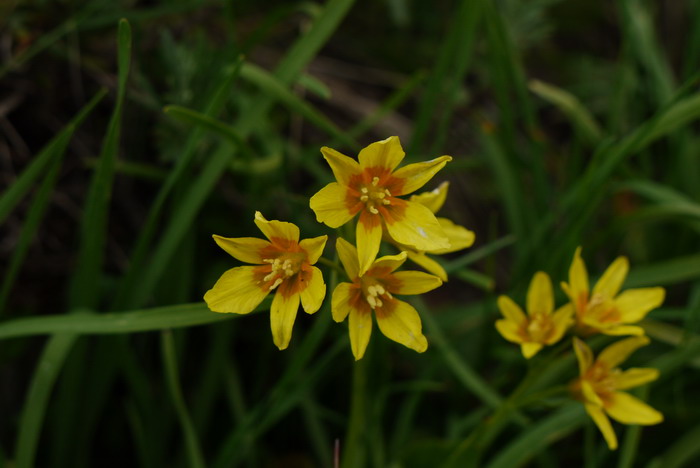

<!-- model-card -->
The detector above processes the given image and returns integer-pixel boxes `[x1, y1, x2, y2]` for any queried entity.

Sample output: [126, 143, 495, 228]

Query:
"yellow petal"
[521, 342, 542, 359]
[331, 282, 355, 323]
[375, 300, 428, 353]
[527, 271, 554, 316]
[409, 181, 449, 214]
[391, 155, 452, 195]
[299, 235, 328, 264]
[405, 251, 448, 282]
[495, 319, 523, 344]
[615, 368, 660, 390]
[300, 266, 325, 314]
[615, 287, 665, 323]
[605, 392, 663, 425]
[592, 256, 629, 299]
[357, 136, 405, 171]
[309, 182, 356, 228]
[336, 237, 360, 280]
[582, 380, 603, 407]
[545, 304, 574, 345]
[390, 271, 443, 295]
[585, 403, 618, 450]
[496, 295, 527, 325]
[212, 235, 270, 264]
[270, 290, 300, 350]
[598, 336, 650, 368]
[349, 308, 373, 360]
[384, 201, 450, 252]
[371, 251, 408, 274]
[568, 247, 589, 308]
[356, 213, 384, 275]
[254, 211, 300, 242]
[428, 217, 475, 254]
[321, 146, 361, 185]
[598, 324, 646, 336]
[573, 337, 593, 374]
[204, 266, 269, 314]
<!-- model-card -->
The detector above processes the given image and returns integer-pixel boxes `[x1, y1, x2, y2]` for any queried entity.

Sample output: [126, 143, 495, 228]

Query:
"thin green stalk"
[161, 330, 206, 468]
[341, 357, 368, 468]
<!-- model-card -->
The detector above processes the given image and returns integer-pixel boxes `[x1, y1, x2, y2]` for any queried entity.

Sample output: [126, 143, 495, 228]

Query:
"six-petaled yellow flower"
[496, 272, 573, 358]
[204, 212, 327, 350]
[561, 247, 665, 336]
[331, 238, 442, 360]
[570, 336, 663, 450]
[310, 136, 452, 275]
[392, 181, 475, 281]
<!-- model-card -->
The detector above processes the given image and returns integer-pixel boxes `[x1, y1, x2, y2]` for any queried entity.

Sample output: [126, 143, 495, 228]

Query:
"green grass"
[2, 1, 700, 467]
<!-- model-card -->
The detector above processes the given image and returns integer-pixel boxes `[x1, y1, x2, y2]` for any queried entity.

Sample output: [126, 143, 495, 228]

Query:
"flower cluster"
[204, 137, 474, 359]
[495, 247, 665, 449]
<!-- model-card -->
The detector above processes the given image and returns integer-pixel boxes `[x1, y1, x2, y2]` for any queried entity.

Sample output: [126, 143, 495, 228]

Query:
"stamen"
[376, 192, 385, 199]
[375, 285, 386, 295]
[367, 285, 377, 296]
[361, 187, 369, 194]
[367, 295, 377, 308]
[360, 195, 369, 202]
[263, 272, 277, 282]
[268, 278, 283, 290]
[382, 199, 391, 205]
[371, 176, 380, 186]
[369, 206, 379, 214]
[384, 189, 392, 197]
[375, 298, 383, 308]
[262, 258, 275, 264]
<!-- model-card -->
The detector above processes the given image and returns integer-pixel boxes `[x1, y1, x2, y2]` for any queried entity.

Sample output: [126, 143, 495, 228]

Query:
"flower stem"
[341, 356, 368, 468]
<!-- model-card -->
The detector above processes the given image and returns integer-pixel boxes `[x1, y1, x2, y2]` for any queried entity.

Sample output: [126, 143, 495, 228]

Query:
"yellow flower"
[571, 336, 663, 450]
[395, 181, 475, 281]
[310, 136, 451, 275]
[495, 272, 573, 358]
[561, 247, 665, 336]
[204, 211, 328, 350]
[331, 237, 442, 360]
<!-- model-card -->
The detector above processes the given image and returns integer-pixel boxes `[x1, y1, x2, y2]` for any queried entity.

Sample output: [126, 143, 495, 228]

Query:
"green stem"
[317, 256, 347, 277]
[341, 356, 368, 468]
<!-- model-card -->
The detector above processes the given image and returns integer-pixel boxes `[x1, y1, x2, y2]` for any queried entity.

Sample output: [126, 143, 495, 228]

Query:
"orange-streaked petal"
[204, 266, 269, 314]
[300, 266, 325, 314]
[270, 290, 300, 350]
[568, 247, 589, 307]
[605, 392, 663, 425]
[390, 271, 443, 295]
[331, 282, 355, 322]
[370, 251, 408, 275]
[585, 403, 618, 450]
[384, 201, 450, 252]
[356, 216, 383, 275]
[254, 211, 300, 242]
[527, 271, 554, 316]
[496, 319, 523, 344]
[375, 300, 428, 353]
[615, 287, 665, 323]
[521, 342, 543, 359]
[496, 295, 527, 325]
[336, 237, 360, 280]
[593, 256, 629, 299]
[597, 336, 650, 369]
[573, 337, 593, 374]
[428, 217, 475, 254]
[391, 155, 452, 195]
[349, 308, 373, 360]
[405, 250, 448, 282]
[299, 235, 328, 264]
[357, 136, 405, 172]
[212, 235, 270, 264]
[545, 304, 574, 345]
[614, 368, 660, 390]
[310, 182, 356, 228]
[582, 380, 603, 407]
[321, 146, 361, 185]
[410, 181, 449, 214]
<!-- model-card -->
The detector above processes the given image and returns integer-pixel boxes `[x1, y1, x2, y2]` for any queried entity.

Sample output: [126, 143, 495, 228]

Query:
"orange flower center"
[359, 276, 394, 310]
[345, 168, 405, 220]
[260, 251, 307, 291]
[359, 176, 393, 215]
[571, 363, 618, 407]
[523, 313, 554, 343]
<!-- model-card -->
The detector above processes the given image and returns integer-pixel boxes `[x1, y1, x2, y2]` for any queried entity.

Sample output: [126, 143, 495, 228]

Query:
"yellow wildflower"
[310, 136, 451, 275]
[392, 181, 475, 281]
[561, 248, 665, 336]
[331, 237, 442, 360]
[204, 212, 327, 350]
[571, 336, 663, 450]
[496, 272, 573, 358]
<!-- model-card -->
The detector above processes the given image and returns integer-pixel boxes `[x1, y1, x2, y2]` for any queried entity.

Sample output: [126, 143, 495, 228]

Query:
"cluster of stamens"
[359, 177, 392, 214]
[262, 257, 297, 290]
[525, 313, 553, 341]
[365, 283, 393, 309]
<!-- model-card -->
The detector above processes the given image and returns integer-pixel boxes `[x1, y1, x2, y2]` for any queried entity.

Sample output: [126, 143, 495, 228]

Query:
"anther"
[371, 176, 380, 186]
[360, 195, 369, 202]
[361, 187, 369, 194]
[382, 199, 391, 205]
[384, 189, 391, 197]
[369, 206, 379, 214]
[263, 272, 277, 282]
[375, 285, 386, 295]
[268, 278, 283, 290]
